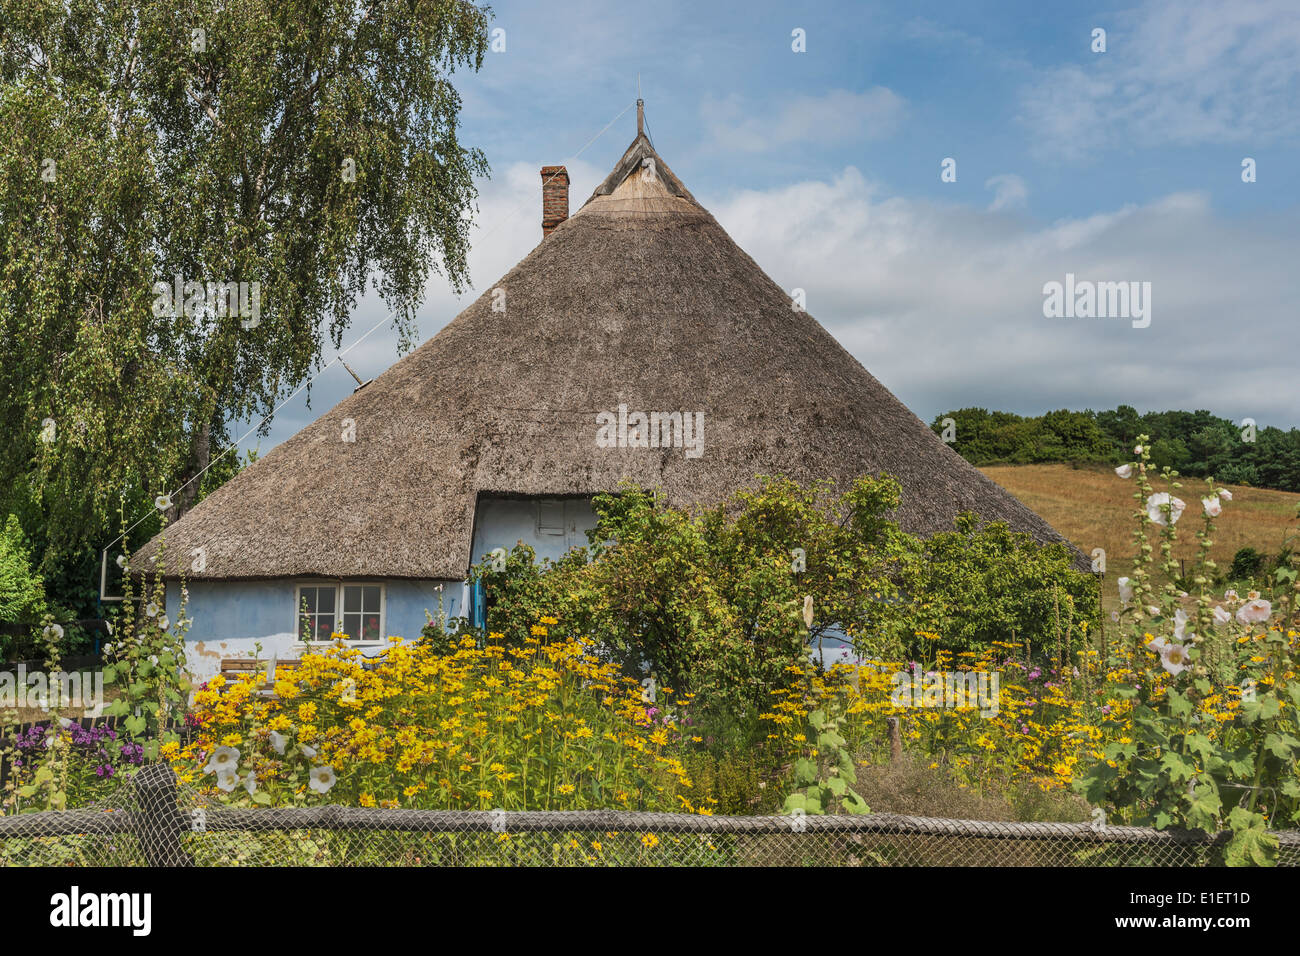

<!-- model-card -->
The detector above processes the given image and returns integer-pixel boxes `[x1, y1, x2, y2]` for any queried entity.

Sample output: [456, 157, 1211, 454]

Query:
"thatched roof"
[137, 131, 1083, 580]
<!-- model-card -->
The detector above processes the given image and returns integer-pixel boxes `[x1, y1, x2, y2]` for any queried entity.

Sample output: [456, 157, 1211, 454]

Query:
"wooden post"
[132, 763, 192, 867]
[887, 717, 903, 764]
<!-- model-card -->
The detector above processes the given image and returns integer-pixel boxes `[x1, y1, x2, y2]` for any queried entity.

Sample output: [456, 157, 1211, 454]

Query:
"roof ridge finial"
[636, 73, 644, 137]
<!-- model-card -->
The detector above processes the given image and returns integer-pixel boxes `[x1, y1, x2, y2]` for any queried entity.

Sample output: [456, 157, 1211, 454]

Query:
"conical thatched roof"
[138, 131, 1082, 580]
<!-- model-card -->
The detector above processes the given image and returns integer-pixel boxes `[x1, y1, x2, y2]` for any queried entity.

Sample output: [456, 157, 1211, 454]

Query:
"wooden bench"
[219, 658, 301, 687]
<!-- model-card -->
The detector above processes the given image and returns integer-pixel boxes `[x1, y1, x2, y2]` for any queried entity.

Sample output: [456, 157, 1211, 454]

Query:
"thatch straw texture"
[137, 133, 1081, 579]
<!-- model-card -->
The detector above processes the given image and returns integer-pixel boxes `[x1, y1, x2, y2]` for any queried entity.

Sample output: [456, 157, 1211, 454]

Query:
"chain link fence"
[2, 766, 1297, 866]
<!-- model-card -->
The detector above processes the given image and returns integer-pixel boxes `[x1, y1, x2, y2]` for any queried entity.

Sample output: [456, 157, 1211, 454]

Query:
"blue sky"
[237, 0, 1300, 457]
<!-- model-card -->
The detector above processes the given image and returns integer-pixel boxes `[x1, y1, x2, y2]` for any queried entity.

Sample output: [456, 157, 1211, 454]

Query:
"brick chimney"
[540, 165, 569, 238]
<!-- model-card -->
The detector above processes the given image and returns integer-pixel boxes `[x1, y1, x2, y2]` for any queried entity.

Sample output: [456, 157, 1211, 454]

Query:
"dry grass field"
[979, 463, 1300, 576]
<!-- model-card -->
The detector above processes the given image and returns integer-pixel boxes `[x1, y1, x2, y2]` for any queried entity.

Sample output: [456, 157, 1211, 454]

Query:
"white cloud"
[704, 168, 1300, 425]
[1019, 0, 1300, 160]
[701, 88, 905, 152]
[984, 174, 1028, 211]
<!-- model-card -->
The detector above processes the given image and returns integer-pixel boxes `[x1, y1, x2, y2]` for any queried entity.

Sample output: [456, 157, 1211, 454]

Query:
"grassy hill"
[979, 463, 1300, 580]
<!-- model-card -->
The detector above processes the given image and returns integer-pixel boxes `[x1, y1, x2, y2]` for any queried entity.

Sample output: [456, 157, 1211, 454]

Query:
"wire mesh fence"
[2, 766, 1297, 867]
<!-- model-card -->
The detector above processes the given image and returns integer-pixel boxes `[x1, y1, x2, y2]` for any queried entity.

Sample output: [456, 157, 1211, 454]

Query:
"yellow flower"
[641, 833, 660, 849]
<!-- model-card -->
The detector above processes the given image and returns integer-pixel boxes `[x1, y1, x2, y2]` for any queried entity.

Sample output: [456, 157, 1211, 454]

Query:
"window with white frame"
[297, 583, 384, 644]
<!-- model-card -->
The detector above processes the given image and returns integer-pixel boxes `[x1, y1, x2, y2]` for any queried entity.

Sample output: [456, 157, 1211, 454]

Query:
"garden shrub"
[0, 514, 47, 657]
[1229, 546, 1266, 582]
[896, 513, 1097, 661]
[464, 477, 1097, 740]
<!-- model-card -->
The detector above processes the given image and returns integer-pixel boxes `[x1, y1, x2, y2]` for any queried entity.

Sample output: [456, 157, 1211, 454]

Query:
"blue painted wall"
[469, 496, 596, 567]
[173, 496, 598, 682]
[170, 578, 462, 681]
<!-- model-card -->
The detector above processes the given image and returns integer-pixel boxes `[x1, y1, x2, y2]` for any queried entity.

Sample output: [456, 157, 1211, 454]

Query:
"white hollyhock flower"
[1247, 590, 1260, 601]
[300, 743, 318, 759]
[204, 745, 240, 775]
[42, 624, 64, 641]
[1134, 445, 1144, 455]
[1224, 589, 1239, 602]
[1212, 606, 1232, 628]
[1118, 577, 1134, 604]
[243, 771, 258, 796]
[1146, 606, 1161, 617]
[215, 769, 240, 792]
[115, 554, 128, 569]
[1218, 488, 1233, 501]
[1159, 642, 1190, 676]
[1202, 496, 1222, 517]
[1236, 599, 1272, 625]
[145, 603, 158, 618]
[154, 494, 172, 511]
[1115, 464, 1133, 479]
[1173, 609, 1190, 641]
[1145, 492, 1186, 526]
[308, 766, 337, 794]
[269, 730, 287, 755]
[156, 616, 169, 632]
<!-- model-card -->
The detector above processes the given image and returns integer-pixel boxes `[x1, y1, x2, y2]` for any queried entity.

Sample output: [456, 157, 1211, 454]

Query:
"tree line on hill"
[930, 406, 1300, 493]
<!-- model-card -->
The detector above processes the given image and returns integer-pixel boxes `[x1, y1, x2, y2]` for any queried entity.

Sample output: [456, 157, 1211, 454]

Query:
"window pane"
[316, 613, 334, 640]
[362, 613, 380, 642]
[342, 613, 360, 640]
[318, 588, 335, 613]
[363, 586, 381, 612]
[301, 588, 317, 613]
[343, 586, 361, 613]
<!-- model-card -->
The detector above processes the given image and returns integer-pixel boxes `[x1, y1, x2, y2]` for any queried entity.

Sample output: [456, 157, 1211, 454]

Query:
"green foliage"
[1229, 547, 1266, 583]
[898, 513, 1097, 659]
[1073, 438, 1300, 866]
[0, 0, 491, 612]
[933, 405, 1300, 493]
[0, 514, 45, 630]
[525, 477, 912, 732]
[460, 476, 1096, 739]
[101, 538, 192, 755]
[783, 690, 869, 817]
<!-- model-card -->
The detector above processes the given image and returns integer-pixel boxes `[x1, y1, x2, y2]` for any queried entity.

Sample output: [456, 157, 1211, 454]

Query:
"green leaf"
[1159, 752, 1195, 784]
[843, 790, 870, 814]
[1225, 807, 1278, 867]
[1264, 733, 1300, 759]
[1165, 689, 1193, 718]
[817, 730, 846, 750]
[793, 758, 818, 787]
[124, 715, 146, 737]
[1186, 780, 1222, 831]
[808, 709, 826, 731]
